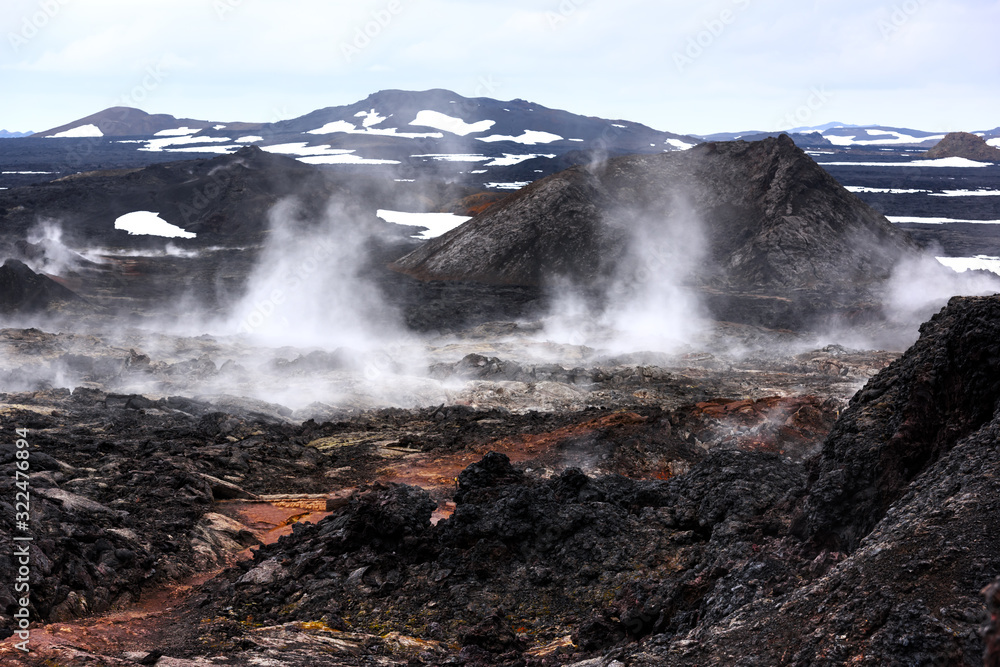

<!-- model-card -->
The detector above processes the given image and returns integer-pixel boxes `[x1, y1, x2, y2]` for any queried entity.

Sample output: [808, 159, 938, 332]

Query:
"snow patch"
[262, 142, 354, 157]
[356, 109, 387, 127]
[376, 210, 471, 240]
[486, 181, 531, 191]
[114, 211, 196, 239]
[261, 143, 397, 164]
[477, 130, 563, 145]
[665, 138, 696, 150]
[929, 189, 1000, 197]
[821, 157, 993, 167]
[236, 135, 263, 143]
[140, 135, 231, 152]
[936, 256, 1000, 276]
[411, 154, 491, 162]
[409, 110, 494, 136]
[888, 216, 1000, 225]
[154, 127, 198, 136]
[163, 145, 241, 154]
[308, 118, 441, 139]
[308, 120, 357, 134]
[49, 124, 103, 138]
[484, 153, 555, 167]
[299, 154, 400, 165]
[844, 186, 930, 194]
[824, 131, 945, 146]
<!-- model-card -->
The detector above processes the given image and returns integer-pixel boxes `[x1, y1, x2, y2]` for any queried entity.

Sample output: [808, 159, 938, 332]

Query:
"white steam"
[884, 254, 1000, 324]
[218, 197, 404, 350]
[23, 220, 101, 275]
[542, 198, 708, 353]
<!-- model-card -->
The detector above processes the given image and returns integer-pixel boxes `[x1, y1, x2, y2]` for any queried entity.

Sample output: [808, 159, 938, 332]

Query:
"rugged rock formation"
[190, 295, 1000, 665]
[392, 135, 920, 328]
[921, 131, 1000, 161]
[0, 387, 334, 628]
[800, 295, 1000, 550]
[0, 259, 85, 315]
[394, 136, 915, 289]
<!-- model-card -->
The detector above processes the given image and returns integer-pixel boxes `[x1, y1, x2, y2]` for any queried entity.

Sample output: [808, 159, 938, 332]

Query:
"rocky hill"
[920, 131, 1000, 161]
[32, 107, 235, 138]
[0, 146, 379, 249]
[392, 135, 921, 328]
[0, 259, 85, 315]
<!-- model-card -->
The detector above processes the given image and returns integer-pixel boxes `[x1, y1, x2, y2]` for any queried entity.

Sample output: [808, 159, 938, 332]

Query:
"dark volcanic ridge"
[392, 135, 949, 331]
[392, 135, 914, 290]
[0, 259, 86, 315]
[920, 131, 1000, 162]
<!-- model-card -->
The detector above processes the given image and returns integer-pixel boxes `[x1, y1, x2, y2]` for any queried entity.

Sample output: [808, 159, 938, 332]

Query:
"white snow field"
[376, 210, 472, 240]
[114, 211, 196, 239]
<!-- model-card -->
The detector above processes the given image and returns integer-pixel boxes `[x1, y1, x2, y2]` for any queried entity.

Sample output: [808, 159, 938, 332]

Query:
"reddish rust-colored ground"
[0, 507, 335, 665]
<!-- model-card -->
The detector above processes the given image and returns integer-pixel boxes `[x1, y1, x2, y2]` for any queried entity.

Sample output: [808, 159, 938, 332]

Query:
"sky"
[1, 0, 998, 135]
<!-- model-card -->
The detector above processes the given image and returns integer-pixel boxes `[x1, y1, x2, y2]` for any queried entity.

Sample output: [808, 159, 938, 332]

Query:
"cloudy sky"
[2, 0, 997, 135]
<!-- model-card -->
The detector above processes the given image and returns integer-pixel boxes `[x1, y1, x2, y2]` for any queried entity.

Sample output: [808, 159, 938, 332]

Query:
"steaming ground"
[5, 183, 1000, 667]
[3, 195, 1000, 418]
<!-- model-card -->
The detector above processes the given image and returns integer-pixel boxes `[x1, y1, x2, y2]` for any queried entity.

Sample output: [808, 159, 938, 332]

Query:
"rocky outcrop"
[921, 131, 1000, 161]
[391, 136, 921, 329]
[392, 136, 917, 293]
[800, 295, 1000, 550]
[0, 259, 85, 315]
[0, 387, 334, 629]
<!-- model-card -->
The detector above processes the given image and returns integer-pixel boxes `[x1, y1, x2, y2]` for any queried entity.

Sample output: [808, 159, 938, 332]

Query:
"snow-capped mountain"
[703, 123, 1000, 148]
[30, 90, 701, 190]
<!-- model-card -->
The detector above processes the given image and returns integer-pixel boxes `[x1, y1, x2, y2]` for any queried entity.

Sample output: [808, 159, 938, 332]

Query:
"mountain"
[919, 131, 1000, 161]
[33, 107, 239, 138]
[697, 130, 833, 147]
[390, 135, 919, 328]
[0, 129, 32, 138]
[703, 124, 949, 148]
[29, 90, 702, 189]
[268, 88, 699, 153]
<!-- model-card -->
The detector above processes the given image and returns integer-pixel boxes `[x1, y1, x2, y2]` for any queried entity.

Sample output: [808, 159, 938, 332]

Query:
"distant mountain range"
[702, 124, 1000, 148]
[26, 89, 700, 189]
[8, 90, 998, 190]
[0, 130, 33, 138]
